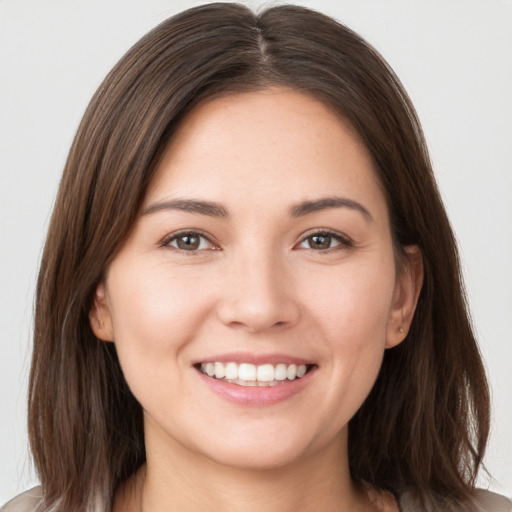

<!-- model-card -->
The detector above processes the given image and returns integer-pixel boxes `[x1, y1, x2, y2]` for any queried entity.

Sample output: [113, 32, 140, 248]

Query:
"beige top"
[2, 485, 511, 511]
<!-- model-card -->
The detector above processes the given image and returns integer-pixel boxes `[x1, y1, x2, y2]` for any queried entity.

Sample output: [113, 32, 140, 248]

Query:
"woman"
[2, 3, 510, 511]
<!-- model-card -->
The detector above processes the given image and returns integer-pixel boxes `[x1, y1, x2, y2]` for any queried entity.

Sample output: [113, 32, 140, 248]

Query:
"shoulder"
[1, 487, 43, 512]
[473, 490, 512, 512]
[398, 489, 512, 512]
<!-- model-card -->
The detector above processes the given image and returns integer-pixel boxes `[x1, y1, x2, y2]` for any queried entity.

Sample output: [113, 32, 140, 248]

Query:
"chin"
[201, 442, 310, 472]
[186, 421, 343, 473]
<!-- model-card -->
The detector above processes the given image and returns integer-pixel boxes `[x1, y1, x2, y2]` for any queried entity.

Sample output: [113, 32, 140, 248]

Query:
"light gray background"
[1, 0, 511, 502]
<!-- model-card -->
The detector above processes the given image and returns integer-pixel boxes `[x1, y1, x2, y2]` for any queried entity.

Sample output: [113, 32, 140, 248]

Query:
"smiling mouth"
[196, 362, 315, 387]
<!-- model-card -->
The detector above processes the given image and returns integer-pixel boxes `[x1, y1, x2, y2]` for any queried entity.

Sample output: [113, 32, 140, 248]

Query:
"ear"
[386, 245, 423, 349]
[89, 281, 115, 342]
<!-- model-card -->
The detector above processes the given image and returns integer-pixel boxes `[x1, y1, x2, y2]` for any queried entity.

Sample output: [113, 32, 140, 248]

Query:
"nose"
[216, 249, 300, 333]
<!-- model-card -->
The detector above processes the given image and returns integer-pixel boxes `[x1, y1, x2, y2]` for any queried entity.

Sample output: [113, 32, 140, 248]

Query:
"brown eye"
[307, 234, 332, 250]
[297, 231, 351, 251]
[165, 232, 214, 251]
[177, 234, 201, 250]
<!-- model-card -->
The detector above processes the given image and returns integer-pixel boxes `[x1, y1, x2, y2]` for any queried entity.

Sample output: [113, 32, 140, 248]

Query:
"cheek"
[303, 259, 396, 344]
[109, 260, 205, 332]
[300, 259, 396, 414]
[104, 261, 214, 380]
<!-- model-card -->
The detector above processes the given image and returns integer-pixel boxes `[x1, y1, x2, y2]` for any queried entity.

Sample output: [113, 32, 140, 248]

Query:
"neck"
[115, 424, 371, 512]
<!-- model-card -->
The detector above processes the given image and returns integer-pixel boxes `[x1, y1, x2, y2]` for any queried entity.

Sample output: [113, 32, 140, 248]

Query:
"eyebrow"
[142, 196, 372, 221]
[289, 196, 373, 221]
[142, 199, 229, 218]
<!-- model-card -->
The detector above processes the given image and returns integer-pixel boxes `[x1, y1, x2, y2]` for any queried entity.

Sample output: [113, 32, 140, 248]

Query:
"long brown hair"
[29, 3, 490, 511]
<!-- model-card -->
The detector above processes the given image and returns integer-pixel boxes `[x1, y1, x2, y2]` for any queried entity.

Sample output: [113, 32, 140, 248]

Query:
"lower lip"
[195, 367, 316, 406]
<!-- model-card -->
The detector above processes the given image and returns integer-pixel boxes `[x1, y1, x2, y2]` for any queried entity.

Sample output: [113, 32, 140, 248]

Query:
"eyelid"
[159, 227, 352, 253]
[160, 229, 220, 251]
[295, 228, 353, 251]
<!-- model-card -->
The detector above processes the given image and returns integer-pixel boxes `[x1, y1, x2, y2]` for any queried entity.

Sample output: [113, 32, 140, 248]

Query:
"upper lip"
[192, 352, 315, 366]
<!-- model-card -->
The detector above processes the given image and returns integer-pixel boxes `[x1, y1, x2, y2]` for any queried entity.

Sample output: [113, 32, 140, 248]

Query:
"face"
[92, 88, 419, 471]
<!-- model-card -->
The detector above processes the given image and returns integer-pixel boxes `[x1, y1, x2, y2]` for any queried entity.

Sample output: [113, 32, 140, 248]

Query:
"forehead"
[144, 88, 386, 218]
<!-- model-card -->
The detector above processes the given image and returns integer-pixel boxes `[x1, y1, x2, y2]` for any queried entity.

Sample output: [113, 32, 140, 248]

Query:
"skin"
[91, 88, 422, 512]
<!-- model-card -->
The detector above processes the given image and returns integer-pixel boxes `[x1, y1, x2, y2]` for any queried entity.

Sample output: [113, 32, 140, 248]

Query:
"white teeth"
[287, 364, 297, 380]
[214, 362, 225, 379]
[257, 364, 275, 382]
[225, 362, 238, 380]
[199, 362, 310, 384]
[205, 362, 215, 377]
[275, 364, 287, 381]
[297, 365, 307, 378]
[238, 363, 257, 381]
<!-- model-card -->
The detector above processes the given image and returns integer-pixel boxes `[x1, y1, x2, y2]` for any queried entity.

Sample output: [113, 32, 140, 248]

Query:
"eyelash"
[160, 230, 219, 253]
[296, 229, 353, 253]
[160, 229, 353, 254]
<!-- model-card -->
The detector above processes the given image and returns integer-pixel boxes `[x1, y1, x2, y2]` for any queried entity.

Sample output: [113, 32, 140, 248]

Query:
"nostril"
[216, 289, 301, 333]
